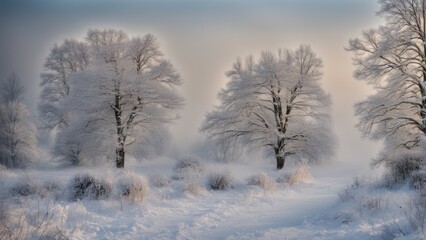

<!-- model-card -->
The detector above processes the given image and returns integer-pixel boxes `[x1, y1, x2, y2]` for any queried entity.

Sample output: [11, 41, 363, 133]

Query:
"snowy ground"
[0, 158, 421, 239]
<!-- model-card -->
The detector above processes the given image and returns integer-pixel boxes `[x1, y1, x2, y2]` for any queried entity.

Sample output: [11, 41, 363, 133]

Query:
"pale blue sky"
[0, 0, 381, 169]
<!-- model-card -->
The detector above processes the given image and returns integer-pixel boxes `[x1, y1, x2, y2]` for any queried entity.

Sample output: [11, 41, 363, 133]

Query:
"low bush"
[387, 154, 422, 183]
[360, 195, 388, 211]
[208, 171, 234, 191]
[0, 202, 74, 240]
[247, 172, 276, 190]
[115, 171, 149, 203]
[338, 177, 365, 202]
[376, 172, 404, 190]
[334, 211, 355, 225]
[338, 187, 358, 202]
[380, 192, 426, 238]
[405, 193, 426, 236]
[277, 165, 312, 186]
[338, 177, 389, 219]
[338, 194, 389, 222]
[69, 173, 112, 201]
[381, 220, 411, 239]
[9, 182, 38, 197]
[43, 180, 62, 193]
[0, 164, 7, 172]
[409, 170, 426, 190]
[9, 180, 46, 198]
[150, 174, 171, 188]
[172, 157, 205, 180]
[182, 182, 205, 196]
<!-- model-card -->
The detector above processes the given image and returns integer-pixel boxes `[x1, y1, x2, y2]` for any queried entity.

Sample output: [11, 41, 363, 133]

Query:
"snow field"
[0, 157, 336, 239]
[2, 158, 423, 239]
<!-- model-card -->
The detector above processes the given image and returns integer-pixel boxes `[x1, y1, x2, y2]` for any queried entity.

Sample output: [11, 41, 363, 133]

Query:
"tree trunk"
[116, 145, 125, 168]
[276, 155, 285, 170]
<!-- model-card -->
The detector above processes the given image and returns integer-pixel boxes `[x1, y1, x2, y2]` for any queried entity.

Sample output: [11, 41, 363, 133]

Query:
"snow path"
[72, 165, 353, 240]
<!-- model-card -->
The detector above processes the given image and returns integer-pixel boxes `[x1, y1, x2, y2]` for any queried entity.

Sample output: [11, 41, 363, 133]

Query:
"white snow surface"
[0, 158, 417, 239]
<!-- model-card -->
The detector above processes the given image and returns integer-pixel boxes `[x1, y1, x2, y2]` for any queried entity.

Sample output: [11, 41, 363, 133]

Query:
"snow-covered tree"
[348, 0, 426, 175]
[39, 39, 89, 130]
[64, 29, 183, 168]
[202, 46, 334, 169]
[39, 29, 182, 167]
[0, 73, 38, 168]
[38, 39, 90, 164]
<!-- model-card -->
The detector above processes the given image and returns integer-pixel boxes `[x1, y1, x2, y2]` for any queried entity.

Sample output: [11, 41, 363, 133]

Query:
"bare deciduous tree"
[348, 0, 426, 174]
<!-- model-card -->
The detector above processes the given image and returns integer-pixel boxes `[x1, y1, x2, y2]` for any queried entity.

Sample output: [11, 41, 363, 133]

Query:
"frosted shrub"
[69, 173, 112, 201]
[378, 173, 403, 190]
[277, 165, 312, 186]
[382, 192, 426, 238]
[361, 195, 388, 211]
[405, 193, 426, 236]
[0, 202, 10, 237]
[208, 171, 234, 191]
[9, 182, 38, 197]
[339, 194, 388, 221]
[409, 170, 426, 190]
[9, 180, 46, 198]
[43, 180, 62, 193]
[379, 159, 422, 189]
[150, 174, 171, 188]
[287, 165, 312, 185]
[387, 155, 422, 183]
[172, 157, 205, 180]
[338, 187, 358, 202]
[247, 172, 276, 190]
[115, 171, 149, 203]
[338, 177, 365, 202]
[381, 220, 411, 239]
[338, 177, 389, 219]
[0, 202, 74, 240]
[182, 182, 205, 196]
[0, 164, 6, 172]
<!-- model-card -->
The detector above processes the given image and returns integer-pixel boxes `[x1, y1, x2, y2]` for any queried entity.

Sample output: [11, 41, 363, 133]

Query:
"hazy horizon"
[0, 0, 383, 171]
